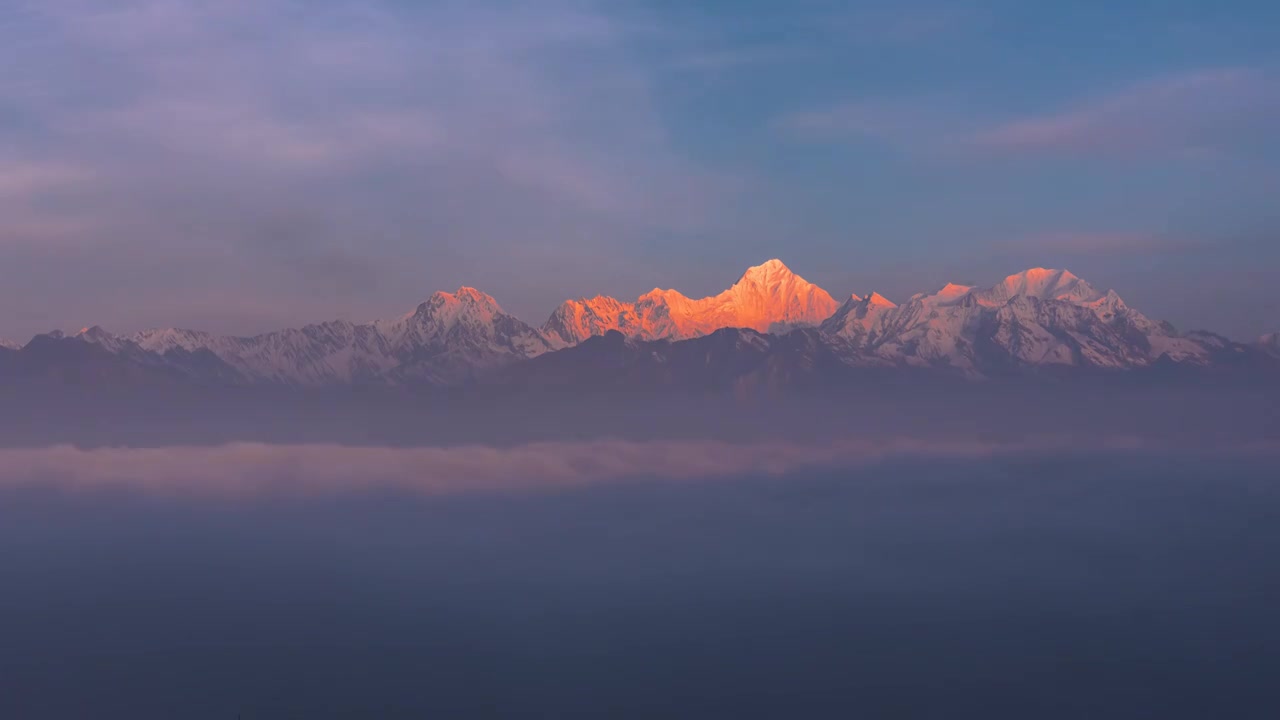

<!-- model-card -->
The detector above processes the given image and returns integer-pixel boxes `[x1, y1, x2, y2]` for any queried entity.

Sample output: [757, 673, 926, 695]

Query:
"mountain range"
[541, 258, 839, 346]
[2, 260, 1276, 389]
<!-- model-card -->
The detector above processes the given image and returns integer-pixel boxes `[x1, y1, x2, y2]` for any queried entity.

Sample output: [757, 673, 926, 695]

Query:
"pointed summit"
[74, 325, 130, 353]
[736, 258, 795, 285]
[910, 283, 973, 305]
[452, 286, 495, 305]
[820, 290, 897, 344]
[542, 259, 839, 343]
[414, 287, 506, 322]
[76, 325, 113, 340]
[865, 292, 896, 308]
[716, 259, 838, 334]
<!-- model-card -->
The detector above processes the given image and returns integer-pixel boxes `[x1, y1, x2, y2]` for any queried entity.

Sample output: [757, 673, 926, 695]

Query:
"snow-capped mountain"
[821, 268, 1226, 373]
[113, 287, 553, 386]
[76, 325, 133, 354]
[820, 292, 898, 349]
[0, 327, 244, 386]
[373, 287, 555, 384]
[541, 259, 839, 346]
[4, 263, 1273, 388]
[0, 338, 20, 351]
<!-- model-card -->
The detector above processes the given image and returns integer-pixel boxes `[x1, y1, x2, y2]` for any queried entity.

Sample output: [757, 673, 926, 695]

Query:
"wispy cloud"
[780, 67, 1280, 162]
[817, 3, 980, 46]
[0, 162, 94, 198]
[994, 231, 1197, 257]
[971, 68, 1280, 156]
[776, 95, 963, 147]
[0, 0, 737, 336]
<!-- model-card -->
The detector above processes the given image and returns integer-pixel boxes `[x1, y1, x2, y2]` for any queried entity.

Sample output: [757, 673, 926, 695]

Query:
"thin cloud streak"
[780, 67, 1280, 160]
[1, 437, 1276, 500]
[0, 162, 95, 197]
[971, 68, 1280, 156]
[993, 232, 1200, 257]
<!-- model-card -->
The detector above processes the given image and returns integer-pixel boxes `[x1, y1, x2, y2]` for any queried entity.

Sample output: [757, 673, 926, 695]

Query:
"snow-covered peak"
[820, 289, 898, 343]
[73, 326, 134, 354]
[424, 286, 502, 313]
[379, 286, 510, 342]
[637, 287, 692, 305]
[540, 259, 840, 343]
[909, 283, 974, 305]
[715, 260, 839, 333]
[829, 291, 896, 315]
[864, 292, 897, 309]
[730, 259, 821, 301]
[541, 295, 640, 347]
[6, 260, 1265, 384]
[735, 258, 796, 287]
[124, 284, 554, 387]
[1009, 267, 1078, 291]
[0, 338, 20, 351]
[554, 295, 634, 317]
[455, 286, 497, 305]
[133, 327, 222, 354]
[380, 287, 520, 346]
[974, 268, 1105, 307]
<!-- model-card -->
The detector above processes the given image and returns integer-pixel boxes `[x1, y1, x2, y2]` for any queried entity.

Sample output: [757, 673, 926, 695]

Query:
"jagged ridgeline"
[2, 261, 1276, 387]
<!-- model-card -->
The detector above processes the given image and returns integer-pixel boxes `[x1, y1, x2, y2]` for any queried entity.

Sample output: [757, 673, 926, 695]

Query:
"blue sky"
[1, 0, 1277, 340]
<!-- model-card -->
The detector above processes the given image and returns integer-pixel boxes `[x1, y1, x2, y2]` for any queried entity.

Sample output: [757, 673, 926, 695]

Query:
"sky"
[1, 0, 1278, 341]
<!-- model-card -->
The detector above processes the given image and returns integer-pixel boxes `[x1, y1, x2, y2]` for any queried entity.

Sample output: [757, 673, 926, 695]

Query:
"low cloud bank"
[0, 437, 1275, 499]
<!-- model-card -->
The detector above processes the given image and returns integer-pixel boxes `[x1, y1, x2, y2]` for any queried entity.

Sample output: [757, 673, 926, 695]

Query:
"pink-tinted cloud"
[972, 68, 1280, 156]
[0, 437, 1274, 500]
[0, 162, 94, 198]
[784, 68, 1280, 162]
